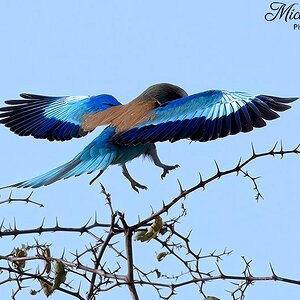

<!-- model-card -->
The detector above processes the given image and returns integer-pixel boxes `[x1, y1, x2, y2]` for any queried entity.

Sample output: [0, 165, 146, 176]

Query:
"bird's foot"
[161, 164, 180, 179]
[121, 163, 148, 193]
[130, 180, 148, 193]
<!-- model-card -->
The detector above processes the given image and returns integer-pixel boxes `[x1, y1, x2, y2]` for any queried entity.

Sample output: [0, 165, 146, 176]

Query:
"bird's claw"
[161, 164, 180, 179]
[131, 181, 148, 193]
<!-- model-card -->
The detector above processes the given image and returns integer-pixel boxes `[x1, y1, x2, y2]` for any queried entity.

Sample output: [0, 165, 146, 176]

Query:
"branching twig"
[0, 142, 299, 300]
[0, 191, 43, 207]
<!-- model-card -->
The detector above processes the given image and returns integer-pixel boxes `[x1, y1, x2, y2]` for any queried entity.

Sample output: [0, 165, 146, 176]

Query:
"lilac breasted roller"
[0, 83, 297, 192]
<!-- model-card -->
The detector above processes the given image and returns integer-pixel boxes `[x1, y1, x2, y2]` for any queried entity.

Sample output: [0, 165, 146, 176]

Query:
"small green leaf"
[14, 246, 27, 269]
[43, 247, 51, 274]
[53, 261, 67, 290]
[156, 252, 168, 262]
[39, 280, 53, 297]
[29, 289, 38, 296]
[144, 216, 163, 240]
[154, 269, 161, 278]
[134, 217, 164, 242]
[134, 231, 148, 242]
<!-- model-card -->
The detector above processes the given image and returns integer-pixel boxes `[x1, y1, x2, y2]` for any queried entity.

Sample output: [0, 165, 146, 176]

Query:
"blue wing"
[113, 90, 298, 145]
[0, 93, 121, 141]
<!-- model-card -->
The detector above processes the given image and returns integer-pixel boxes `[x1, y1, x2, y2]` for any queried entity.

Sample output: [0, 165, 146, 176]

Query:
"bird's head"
[140, 83, 188, 106]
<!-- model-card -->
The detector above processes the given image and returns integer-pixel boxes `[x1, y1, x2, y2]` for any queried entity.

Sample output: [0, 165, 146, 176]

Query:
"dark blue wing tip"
[257, 95, 298, 104]
[0, 98, 86, 141]
[19, 93, 61, 100]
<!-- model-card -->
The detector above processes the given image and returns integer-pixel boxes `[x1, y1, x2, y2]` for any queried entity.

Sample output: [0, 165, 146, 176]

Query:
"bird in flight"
[0, 83, 297, 192]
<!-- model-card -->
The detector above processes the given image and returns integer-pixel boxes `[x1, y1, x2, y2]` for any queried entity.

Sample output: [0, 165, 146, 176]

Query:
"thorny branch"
[87, 187, 118, 300]
[0, 191, 43, 207]
[0, 142, 299, 300]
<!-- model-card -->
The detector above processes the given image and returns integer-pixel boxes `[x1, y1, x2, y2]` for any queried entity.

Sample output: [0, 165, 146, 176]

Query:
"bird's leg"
[147, 144, 179, 179]
[89, 170, 104, 185]
[121, 163, 148, 193]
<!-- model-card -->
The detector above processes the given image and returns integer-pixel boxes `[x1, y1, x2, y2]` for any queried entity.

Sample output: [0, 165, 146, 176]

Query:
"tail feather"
[1, 156, 112, 189]
[0, 128, 117, 189]
[1, 160, 80, 189]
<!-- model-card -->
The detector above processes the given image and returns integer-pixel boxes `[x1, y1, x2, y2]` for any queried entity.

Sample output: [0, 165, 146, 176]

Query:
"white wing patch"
[65, 96, 88, 103]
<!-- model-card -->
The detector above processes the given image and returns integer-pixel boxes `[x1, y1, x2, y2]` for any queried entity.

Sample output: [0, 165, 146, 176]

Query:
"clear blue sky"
[0, 1, 299, 299]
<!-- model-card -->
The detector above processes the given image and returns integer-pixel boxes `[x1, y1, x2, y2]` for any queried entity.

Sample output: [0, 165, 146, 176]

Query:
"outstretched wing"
[0, 93, 121, 141]
[113, 90, 298, 145]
